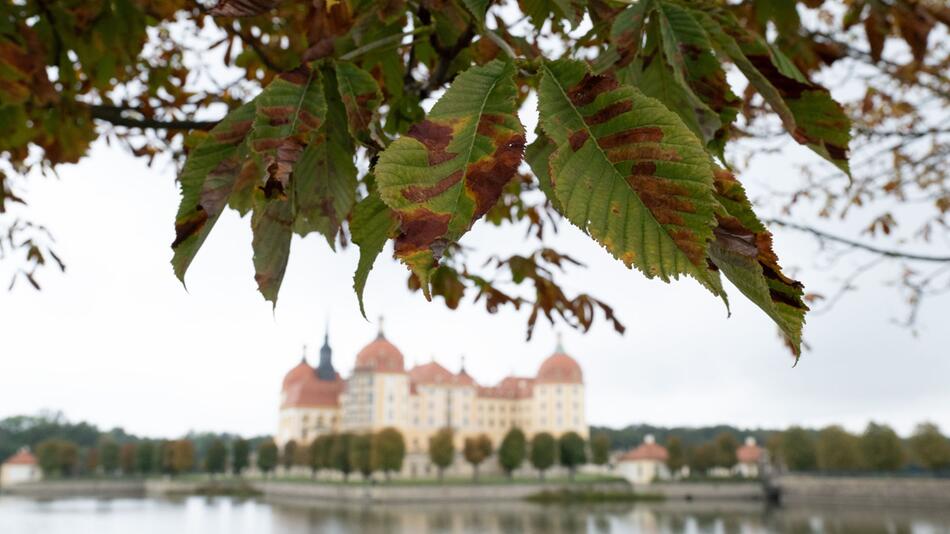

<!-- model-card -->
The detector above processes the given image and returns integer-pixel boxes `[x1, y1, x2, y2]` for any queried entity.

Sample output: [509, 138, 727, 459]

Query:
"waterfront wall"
[7, 475, 950, 508]
[260, 480, 631, 503]
[2, 479, 145, 498]
[644, 481, 764, 501]
[776, 475, 950, 508]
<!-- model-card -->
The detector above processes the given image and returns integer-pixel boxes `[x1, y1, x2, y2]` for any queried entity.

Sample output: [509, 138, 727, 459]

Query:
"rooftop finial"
[460, 354, 466, 373]
[555, 331, 564, 353]
[324, 317, 330, 345]
[377, 315, 385, 339]
[301, 344, 308, 363]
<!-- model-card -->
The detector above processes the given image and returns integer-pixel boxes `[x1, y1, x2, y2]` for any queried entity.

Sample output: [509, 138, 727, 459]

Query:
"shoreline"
[3, 475, 950, 508]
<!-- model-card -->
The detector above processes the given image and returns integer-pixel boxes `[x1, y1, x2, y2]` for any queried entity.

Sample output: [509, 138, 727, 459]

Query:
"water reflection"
[264, 497, 950, 534]
[1, 495, 949, 533]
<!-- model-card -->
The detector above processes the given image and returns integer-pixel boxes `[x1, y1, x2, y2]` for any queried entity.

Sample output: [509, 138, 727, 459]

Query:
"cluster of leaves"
[726, 0, 950, 328]
[10, 0, 949, 354]
[166, 0, 843, 355]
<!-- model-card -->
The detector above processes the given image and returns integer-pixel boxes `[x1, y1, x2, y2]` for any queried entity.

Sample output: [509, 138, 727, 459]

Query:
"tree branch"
[766, 219, 950, 262]
[89, 105, 219, 131]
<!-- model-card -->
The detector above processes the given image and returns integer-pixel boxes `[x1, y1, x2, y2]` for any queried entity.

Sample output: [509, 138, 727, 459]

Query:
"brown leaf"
[209, 0, 281, 17]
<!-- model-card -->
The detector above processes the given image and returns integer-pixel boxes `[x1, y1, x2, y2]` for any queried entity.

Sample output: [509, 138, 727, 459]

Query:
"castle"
[277, 322, 587, 463]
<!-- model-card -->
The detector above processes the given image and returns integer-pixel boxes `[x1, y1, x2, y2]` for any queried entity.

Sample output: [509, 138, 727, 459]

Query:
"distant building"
[734, 436, 764, 478]
[277, 322, 588, 462]
[617, 434, 670, 484]
[1, 449, 41, 486]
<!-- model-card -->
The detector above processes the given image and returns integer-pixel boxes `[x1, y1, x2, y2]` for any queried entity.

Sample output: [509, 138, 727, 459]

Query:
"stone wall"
[259, 480, 631, 503]
[776, 475, 950, 508]
[2, 479, 145, 497]
[644, 481, 764, 501]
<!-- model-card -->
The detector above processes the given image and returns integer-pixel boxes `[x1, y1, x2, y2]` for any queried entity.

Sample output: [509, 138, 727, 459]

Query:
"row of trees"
[433, 428, 609, 481]
[258, 428, 612, 482]
[30, 427, 613, 481]
[33, 437, 253, 478]
[657, 422, 950, 476]
[768, 423, 950, 473]
[664, 433, 742, 474]
[259, 427, 407, 481]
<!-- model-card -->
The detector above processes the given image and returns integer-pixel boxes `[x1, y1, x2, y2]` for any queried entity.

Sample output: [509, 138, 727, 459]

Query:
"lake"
[2, 495, 950, 533]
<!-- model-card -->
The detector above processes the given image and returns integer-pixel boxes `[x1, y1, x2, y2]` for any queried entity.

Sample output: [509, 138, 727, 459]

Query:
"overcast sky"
[2, 13, 949, 440]
[2, 118, 948, 440]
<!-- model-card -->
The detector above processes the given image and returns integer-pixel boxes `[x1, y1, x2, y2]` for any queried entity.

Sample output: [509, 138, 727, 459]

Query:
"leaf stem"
[485, 29, 517, 60]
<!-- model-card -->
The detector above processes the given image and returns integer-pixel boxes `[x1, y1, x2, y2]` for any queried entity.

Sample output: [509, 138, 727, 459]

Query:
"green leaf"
[698, 9, 851, 174]
[522, 0, 581, 28]
[171, 102, 255, 282]
[351, 187, 398, 318]
[653, 2, 739, 155]
[251, 194, 293, 306]
[334, 60, 383, 147]
[708, 168, 808, 355]
[291, 65, 357, 245]
[610, 0, 654, 68]
[375, 59, 525, 297]
[524, 131, 562, 214]
[461, 0, 490, 24]
[249, 64, 327, 197]
[537, 59, 723, 295]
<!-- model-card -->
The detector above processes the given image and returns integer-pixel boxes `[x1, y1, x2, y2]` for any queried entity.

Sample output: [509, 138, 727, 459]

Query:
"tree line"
[766, 423, 950, 473]
[259, 428, 612, 482]
[657, 423, 950, 476]
[32, 437, 253, 478]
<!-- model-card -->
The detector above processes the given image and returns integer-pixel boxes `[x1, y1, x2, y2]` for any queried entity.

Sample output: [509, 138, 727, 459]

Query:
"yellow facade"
[277, 330, 587, 452]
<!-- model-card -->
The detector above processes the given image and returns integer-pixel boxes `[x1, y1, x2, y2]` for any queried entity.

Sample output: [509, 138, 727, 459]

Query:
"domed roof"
[355, 334, 405, 372]
[282, 359, 314, 390]
[536, 352, 583, 383]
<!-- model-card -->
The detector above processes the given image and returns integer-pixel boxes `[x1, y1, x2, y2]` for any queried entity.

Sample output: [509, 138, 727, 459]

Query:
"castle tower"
[316, 325, 336, 380]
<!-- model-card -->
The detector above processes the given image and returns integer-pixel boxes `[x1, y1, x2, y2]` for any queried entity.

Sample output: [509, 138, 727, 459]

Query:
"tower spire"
[460, 354, 466, 373]
[316, 321, 335, 380]
[377, 315, 385, 339]
[555, 331, 564, 353]
[301, 344, 308, 363]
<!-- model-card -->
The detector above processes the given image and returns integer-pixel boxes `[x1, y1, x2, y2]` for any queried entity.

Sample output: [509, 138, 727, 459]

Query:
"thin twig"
[89, 105, 219, 131]
[767, 219, 950, 262]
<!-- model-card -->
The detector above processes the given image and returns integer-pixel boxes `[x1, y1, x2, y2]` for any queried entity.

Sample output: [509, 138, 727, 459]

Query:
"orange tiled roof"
[737, 444, 763, 464]
[282, 372, 344, 408]
[536, 352, 583, 384]
[409, 361, 454, 384]
[620, 442, 669, 462]
[355, 335, 404, 372]
[282, 360, 314, 390]
[3, 450, 37, 465]
[478, 376, 534, 399]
